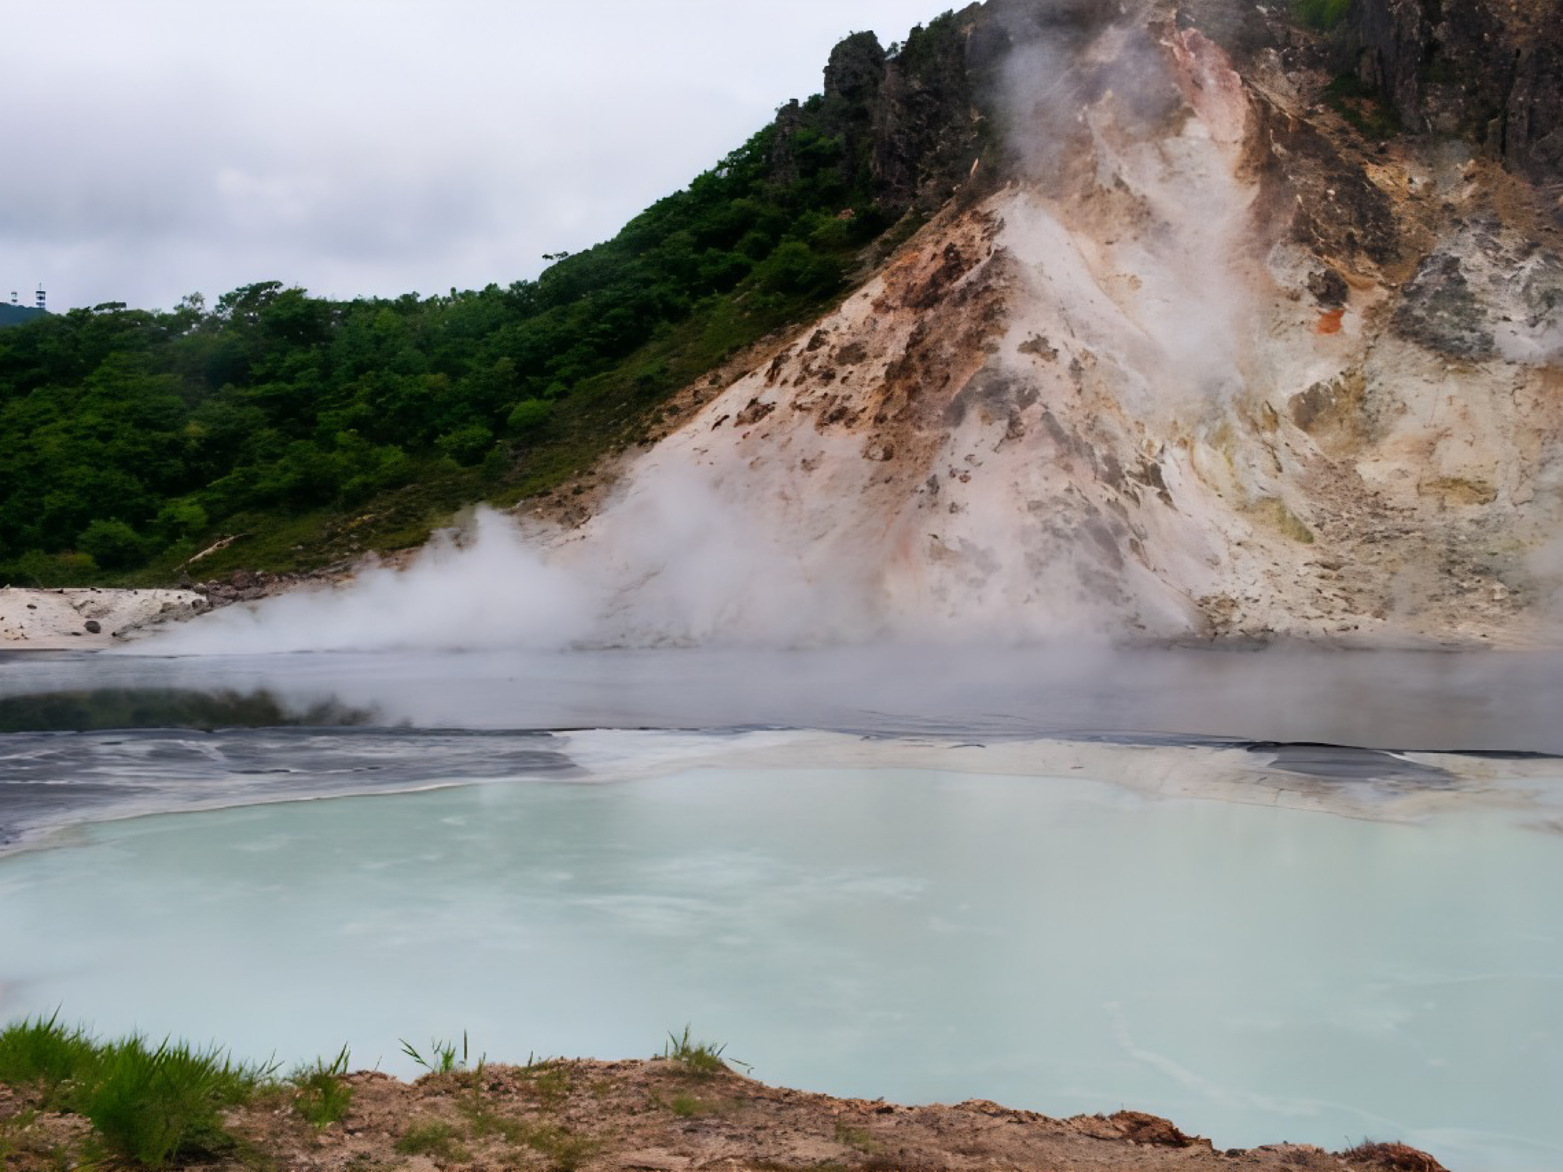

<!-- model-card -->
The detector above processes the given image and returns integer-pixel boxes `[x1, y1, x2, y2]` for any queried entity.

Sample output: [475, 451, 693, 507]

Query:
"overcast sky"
[1, 0, 941, 312]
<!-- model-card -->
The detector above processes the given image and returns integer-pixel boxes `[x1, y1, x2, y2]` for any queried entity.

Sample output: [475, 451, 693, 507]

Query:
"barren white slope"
[560, 18, 1563, 647]
[0, 587, 208, 650]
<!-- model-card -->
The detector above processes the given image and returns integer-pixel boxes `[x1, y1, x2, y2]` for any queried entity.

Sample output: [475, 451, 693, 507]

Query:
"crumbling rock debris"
[1307, 265, 1350, 307]
[1392, 252, 1496, 359]
[734, 398, 776, 428]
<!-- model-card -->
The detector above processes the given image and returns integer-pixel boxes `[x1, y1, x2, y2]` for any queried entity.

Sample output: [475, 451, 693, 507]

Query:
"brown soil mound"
[1, 1057, 1447, 1171]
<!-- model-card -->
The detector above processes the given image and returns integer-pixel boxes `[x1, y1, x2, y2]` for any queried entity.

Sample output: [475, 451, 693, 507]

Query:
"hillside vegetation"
[0, 15, 982, 588]
[0, 305, 46, 329]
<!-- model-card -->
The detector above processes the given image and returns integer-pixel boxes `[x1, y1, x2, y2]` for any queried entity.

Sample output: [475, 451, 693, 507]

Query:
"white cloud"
[0, 0, 940, 310]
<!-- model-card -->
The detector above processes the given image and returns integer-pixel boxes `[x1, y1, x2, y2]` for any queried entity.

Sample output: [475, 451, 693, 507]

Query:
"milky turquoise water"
[2, 756, 1559, 1171]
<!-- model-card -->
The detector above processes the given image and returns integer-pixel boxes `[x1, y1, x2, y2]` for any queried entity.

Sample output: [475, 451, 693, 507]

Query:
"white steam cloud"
[146, 469, 898, 655]
[574, 466, 878, 647]
[994, 4, 1262, 412]
[150, 509, 595, 655]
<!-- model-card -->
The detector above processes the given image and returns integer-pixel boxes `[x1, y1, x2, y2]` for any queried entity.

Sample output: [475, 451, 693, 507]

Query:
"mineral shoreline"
[0, 586, 210, 651]
[0, 579, 1542, 654]
[0, 1055, 1449, 1171]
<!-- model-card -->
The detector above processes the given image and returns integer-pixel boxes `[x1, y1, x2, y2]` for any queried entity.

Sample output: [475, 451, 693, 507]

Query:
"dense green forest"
[0, 14, 982, 587]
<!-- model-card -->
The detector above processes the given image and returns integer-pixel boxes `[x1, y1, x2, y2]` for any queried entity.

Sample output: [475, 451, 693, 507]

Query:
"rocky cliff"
[1347, 0, 1563, 182]
[536, 0, 1563, 648]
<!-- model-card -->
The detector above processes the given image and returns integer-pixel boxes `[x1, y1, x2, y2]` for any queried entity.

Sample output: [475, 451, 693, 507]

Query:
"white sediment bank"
[0, 587, 208, 651]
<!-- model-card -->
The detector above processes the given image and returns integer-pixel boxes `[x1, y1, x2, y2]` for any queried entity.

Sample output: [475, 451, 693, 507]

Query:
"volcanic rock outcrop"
[555, 0, 1563, 647]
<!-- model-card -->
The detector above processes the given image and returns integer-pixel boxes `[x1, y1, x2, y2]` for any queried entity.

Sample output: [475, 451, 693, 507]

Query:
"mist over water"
[10, 639, 1563, 861]
[7, 640, 1563, 1172]
[62, 640, 1563, 754]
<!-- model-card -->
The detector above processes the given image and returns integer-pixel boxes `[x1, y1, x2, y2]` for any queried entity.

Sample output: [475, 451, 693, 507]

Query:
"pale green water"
[2, 760, 1559, 1171]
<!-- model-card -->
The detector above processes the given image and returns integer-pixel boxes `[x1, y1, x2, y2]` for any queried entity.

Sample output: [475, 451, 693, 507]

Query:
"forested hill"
[0, 12, 988, 587]
[0, 304, 45, 329]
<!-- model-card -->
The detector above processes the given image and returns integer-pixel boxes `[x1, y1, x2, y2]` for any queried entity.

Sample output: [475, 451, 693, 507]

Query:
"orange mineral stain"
[1314, 308, 1345, 335]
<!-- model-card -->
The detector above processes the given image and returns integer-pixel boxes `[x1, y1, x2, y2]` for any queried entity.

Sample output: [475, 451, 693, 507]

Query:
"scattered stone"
[734, 397, 776, 427]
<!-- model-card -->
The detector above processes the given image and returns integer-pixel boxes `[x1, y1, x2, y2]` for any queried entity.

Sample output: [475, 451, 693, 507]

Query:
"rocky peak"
[767, 10, 987, 219]
[822, 30, 888, 109]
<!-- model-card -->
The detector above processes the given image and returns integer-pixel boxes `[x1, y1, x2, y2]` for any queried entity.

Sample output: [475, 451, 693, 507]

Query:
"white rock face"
[559, 13, 1563, 648]
[0, 588, 208, 650]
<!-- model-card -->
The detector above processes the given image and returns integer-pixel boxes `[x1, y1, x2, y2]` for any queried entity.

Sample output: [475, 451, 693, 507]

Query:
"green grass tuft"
[660, 1025, 748, 1077]
[499, 1119, 598, 1171]
[79, 1035, 269, 1168]
[0, 1012, 100, 1104]
[400, 1030, 473, 1075]
[835, 1120, 883, 1153]
[522, 1057, 573, 1107]
[0, 1015, 274, 1169]
[664, 1090, 732, 1118]
[395, 1118, 470, 1161]
[291, 1043, 354, 1127]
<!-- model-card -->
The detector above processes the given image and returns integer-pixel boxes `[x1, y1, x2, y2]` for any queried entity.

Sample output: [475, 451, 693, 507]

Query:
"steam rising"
[574, 466, 864, 647]
[153, 510, 593, 654]
[149, 477, 888, 654]
[995, 5, 1261, 409]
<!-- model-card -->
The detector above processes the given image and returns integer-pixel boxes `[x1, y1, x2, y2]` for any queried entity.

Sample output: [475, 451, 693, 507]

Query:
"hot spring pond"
[2, 760, 1560, 1172]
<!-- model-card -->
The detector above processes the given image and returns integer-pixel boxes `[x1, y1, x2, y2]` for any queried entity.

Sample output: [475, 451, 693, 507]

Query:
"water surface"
[1, 646, 1560, 1172]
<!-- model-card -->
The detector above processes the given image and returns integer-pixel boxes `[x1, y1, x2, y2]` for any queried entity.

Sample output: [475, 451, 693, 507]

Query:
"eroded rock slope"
[558, 0, 1563, 646]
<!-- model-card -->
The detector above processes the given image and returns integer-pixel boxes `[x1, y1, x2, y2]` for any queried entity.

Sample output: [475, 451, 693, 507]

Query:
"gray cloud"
[0, 0, 937, 310]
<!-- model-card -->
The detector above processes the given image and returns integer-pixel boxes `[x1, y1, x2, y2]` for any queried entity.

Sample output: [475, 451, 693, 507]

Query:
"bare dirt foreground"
[0, 1056, 1445, 1172]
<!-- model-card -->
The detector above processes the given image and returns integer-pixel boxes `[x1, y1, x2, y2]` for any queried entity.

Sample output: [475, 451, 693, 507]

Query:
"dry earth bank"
[0, 1057, 1447, 1171]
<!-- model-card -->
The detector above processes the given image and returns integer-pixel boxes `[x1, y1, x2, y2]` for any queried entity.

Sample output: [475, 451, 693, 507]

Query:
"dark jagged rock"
[767, 10, 989, 219]
[1349, 0, 1563, 184]
[1248, 98, 1402, 265]
[1308, 266, 1351, 308]
[1506, 41, 1563, 181]
[819, 32, 889, 198]
[1393, 252, 1495, 359]
[823, 31, 888, 113]
[872, 13, 987, 213]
